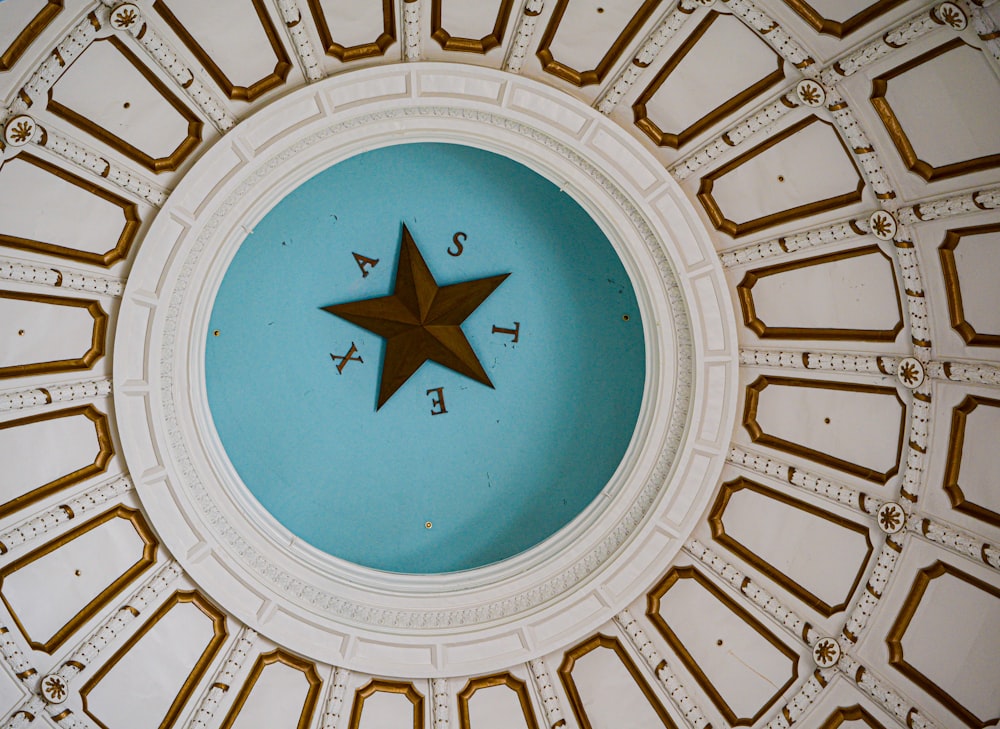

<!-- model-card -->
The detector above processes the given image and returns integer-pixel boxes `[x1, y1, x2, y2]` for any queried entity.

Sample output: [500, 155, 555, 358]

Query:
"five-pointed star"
[323, 224, 510, 410]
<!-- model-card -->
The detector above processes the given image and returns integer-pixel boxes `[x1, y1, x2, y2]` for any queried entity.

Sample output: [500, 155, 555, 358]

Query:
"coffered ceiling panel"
[736, 244, 903, 341]
[457, 673, 539, 729]
[743, 376, 905, 484]
[152, 0, 292, 102]
[308, 0, 396, 62]
[0, 0, 62, 71]
[780, 0, 909, 38]
[0, 405, 111, 521]
[887, 560, 1000, 728]
[872, 38, 1000, 182]
[218, 649, 322, 729]
[537, 0, 660, 86]
[698, 115, 866, 237]
[46, 36, 203, 173]
[558, 634, 676, 729]
[431, 0, 514, 54]
[939, 223, 1000, 347]
[634, 11, 785, 149]
[0, 506, 155, 654]
[80, 590, 228, 729]
[942, 394, 1000, 529]
[648, 565, 799, 726]
[708, 476, 874, 616]
[0, 152, 140, 267]
[349, 680, 424, 729]
[0, 290, 106, 379]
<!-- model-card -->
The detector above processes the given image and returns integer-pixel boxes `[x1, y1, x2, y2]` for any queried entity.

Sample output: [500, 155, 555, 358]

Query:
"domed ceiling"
[1, 1, 999, 729]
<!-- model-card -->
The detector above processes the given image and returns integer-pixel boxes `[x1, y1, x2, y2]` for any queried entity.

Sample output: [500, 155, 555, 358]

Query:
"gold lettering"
[352, 252, 379, 277]
[426, 387, 447, 415]
[330, 342, 363, 374]
[492, 321, 520, 343]
[447, 232, 466, 257]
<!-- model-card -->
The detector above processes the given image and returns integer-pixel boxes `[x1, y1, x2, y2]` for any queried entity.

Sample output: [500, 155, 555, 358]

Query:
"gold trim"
[887, 560, 1000, 728]
[0, 1, 64, 71]
[557, 634, 677, 729]
[634, 11, 786, 149]
[308, 0, 396, 61]
[81, 590, 228, 729]
[780, 0, 908, 39]
[698, 115, 866, 238]
[431, 0, 515, 54]
[647, 566, 799, 726]
[942, 395, 1000, 527]
[152, 0, 291, 102]
[819, 704, 888, 728]
[457, 672, 539, 729]
[47, 36, 203, 173]
[0, 152, 140, 267]
[536, 0, 661, 87]
[939, 223, 1000, 347]
[0, 290, 107, 379]
[0, 405, 113, 517]
[708, 477, 874, 616]
[737, 245, 904, 341]
[742, 375, 906, 484]
[347, 679, 424, 729]
[872, 39, 1000, 182]
[0, 506, 157, 653]
[218, 649, 322, 729]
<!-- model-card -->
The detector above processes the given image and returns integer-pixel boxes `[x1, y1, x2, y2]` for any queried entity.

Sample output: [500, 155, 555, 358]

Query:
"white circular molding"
[869, 210, 897, 241]
[812, 637, 841, 668]
[877, 502, 906, 534]
[896, 356, 925, 389]
[40, 674, 68, 705]
[114, 64, 739, 677]
[3, 115, 36, 148]
[794, 79, 826, 108]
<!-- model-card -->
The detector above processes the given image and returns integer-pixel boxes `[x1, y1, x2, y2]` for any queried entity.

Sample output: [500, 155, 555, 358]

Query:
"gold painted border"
[942, 394, 1000, 528]
[939, 223, 1000, 347]
[0, 152, 140, 267]
[0, 404, 112, 518]
[0, 505, 156, 653]
[47, 36, 203, 173]
[218, 649, 322, 729]
[431, 0, 515, 53]
[886, 560, 1000, 729]
[457, 672, 539, 729]
[347, 678, 424, 729]
[0, 290, 107, 379]
[0, 1, 63, 71]
[781, 0, 908, 39]
[647, 566, 799, 726]
[698, 115, 866, 238]
[81, 590, 229, 729]
[819, 704, 887, 728]
[737, 244, 904, 341]
[308, 0, 396, 62]
[872, 39, 1000, 182]
[536, 0, 662, 87]
[743, 375, 906, 484]
[557, 633, 676, 729]
[634, 11, 786, 149]
[152, 0, 291, 102]
[708, 477, 874, 616]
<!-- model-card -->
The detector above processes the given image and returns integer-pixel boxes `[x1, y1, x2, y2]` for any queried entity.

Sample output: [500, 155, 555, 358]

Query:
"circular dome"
[113, 64, 736, 675]
[205, 141, 647, 573]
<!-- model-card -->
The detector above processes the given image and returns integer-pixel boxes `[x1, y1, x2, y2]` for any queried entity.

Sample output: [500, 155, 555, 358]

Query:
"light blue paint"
[206, 143, 645, 573]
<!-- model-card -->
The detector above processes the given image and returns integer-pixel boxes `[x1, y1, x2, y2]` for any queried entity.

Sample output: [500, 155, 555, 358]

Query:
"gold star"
[323, 224, 509, 410]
